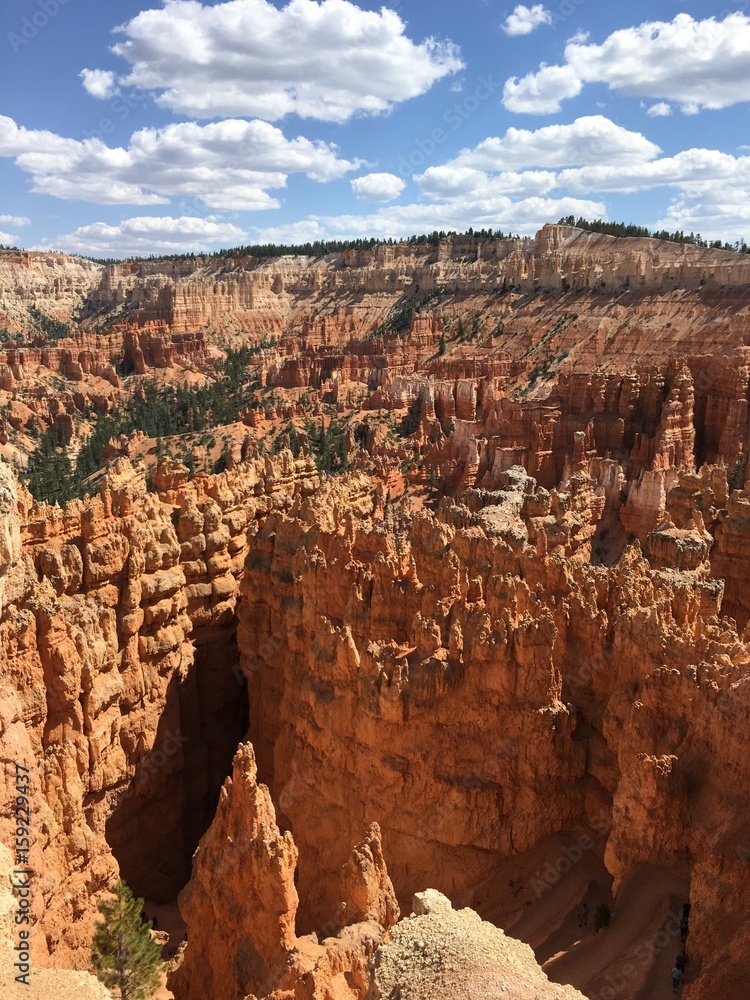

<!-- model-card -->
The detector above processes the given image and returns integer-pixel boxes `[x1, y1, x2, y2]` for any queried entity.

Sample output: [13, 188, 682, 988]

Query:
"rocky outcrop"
[170, 744, 584, 1000]
[170, 744, 402, 1000]
[5, 227, 750, 365]
[369, 890, 586, 1000]
[0, 451, 318, 967]
[236, 473, 749, 995]
[339, 823, 399, 932]
[0, 845, 110, 1000]
[170, 743, 299, 1000]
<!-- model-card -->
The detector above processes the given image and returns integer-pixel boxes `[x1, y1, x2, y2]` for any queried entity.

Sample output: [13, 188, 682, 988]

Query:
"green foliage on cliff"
[306, 418, 349, 475]
[28, 306, 72, 341]
[24, 347, 261, 504]
[84, 229, 519, 265]
[24, 427, 77, 505]
[558, 216, 750, 253]
[91, 880, 162, 1000]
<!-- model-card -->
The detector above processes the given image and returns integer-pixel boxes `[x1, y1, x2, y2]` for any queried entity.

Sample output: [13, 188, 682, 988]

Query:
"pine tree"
[91, 880, 162, 1000]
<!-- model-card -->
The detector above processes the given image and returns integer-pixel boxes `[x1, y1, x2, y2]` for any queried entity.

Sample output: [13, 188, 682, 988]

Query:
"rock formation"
[235, 471, 749, 996]
[0, 844, 110, 999]
[369, 890, 586, 1000]
[0, 451, 318, 965]
[2, 228, 750, 998]
[169, 742, 402, 1000]
[170, 743, 299, 999]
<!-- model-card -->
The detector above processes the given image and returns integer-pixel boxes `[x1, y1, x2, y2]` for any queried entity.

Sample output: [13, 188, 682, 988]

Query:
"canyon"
[1, 225, 750, 998]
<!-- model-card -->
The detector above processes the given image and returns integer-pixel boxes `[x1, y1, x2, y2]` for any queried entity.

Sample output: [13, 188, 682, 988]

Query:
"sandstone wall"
[0, 452, 317, 966]
[235, 472, 750, 995]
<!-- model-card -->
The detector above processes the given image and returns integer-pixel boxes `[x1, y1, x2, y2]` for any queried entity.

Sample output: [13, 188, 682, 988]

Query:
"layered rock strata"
[0, 452, 317, 966]
[169, 742, 398, 1000]
[236, 471, 750, 996]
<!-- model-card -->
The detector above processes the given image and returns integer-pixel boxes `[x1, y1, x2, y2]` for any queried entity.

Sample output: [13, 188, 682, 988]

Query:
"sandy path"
[468, 838, 692, 1000]
[142, 899, 185, 1000]
[508, 855, 613, 958]
[633, 891, 689, 1000]
[543, 865, 688, 998]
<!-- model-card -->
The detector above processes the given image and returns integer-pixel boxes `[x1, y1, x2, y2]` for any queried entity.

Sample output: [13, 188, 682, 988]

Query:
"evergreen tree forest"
[22, 347, 260, 504]
[558, 216, 750, 253]
[19, 348, 357, 504]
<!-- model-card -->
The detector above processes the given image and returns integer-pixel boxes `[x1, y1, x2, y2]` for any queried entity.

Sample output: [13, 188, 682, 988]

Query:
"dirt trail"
[542, 865, 688, 998]
[633, 892, 689, 1000]
[468, 838, 692, 1000]
[144, 899, 185, 1000]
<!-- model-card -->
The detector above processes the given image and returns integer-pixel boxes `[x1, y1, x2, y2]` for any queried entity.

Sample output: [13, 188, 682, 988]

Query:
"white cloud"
[32, 216, 247, 258]
[446, 117, 660, 172]
[0, 115, 359, 210]
[97, 0, 463, 123]
[502, 5, 551, 37]
[0, 215, 30, 245]
[249, 194, 607, 245]
[417, 165, 557, 201]
[559, 148, 750, 195]
[556, 145, 750, 241]
[654, 198, 750, 242]
[351, 173, 406, 202]
[80, 69, 119, 100]
[646, 102, 672, 118]
[504, 63, 583, 114]
[503, 13, 750, 114]
[239, 219, 332, 246]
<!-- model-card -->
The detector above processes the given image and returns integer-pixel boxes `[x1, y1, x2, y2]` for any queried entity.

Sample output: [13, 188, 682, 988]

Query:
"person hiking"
[679, 914, 689, 942]
[578, 902, 589, 927]
[671, 966, 684, 993]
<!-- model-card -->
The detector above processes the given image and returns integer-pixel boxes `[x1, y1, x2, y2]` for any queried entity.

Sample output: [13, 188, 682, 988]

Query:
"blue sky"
[1, 0, 750, 256]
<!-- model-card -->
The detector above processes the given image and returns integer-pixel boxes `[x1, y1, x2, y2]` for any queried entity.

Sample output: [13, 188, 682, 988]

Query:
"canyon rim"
[0, 225, 749, 998]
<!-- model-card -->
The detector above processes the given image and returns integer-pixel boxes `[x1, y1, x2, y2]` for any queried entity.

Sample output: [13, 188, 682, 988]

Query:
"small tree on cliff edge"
[91, 880, 162, 1000]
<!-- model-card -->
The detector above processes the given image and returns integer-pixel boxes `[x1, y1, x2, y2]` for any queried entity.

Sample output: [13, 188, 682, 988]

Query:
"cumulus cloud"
[0, 215, 31, 245]
[646, 102, 672, 118]
[94, 0, 463, 122]
[446, 117, 660, 172]
[350, 173, 406, 202]
[502, 4, 551, 37]
[249, 194, 607, 245]
[559, 148, 750, 195]
[80, 69, 119, 100]
[417, 166, 557, 201]
[503, 13, 750, 114]
[654, 197, 750, 243]
[32, 216, 247, 257]
[504, 64, 583, 114]
[0, 115, 359, 210]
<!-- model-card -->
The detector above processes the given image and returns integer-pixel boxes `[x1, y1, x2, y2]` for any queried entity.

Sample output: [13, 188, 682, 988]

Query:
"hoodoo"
[1, 227, 750, 998]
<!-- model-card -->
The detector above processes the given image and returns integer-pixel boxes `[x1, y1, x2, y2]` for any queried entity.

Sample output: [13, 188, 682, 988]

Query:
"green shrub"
[594, 903, 612, 931]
